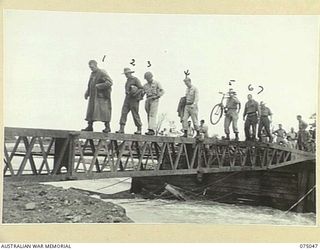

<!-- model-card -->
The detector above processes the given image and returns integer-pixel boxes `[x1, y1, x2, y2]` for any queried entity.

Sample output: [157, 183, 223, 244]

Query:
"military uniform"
[243, 99, 259, 140]
[297, 119, 309, 150]
[83, 68, 113, 132]
[143, 80, 164, 132]
[287, 131, 298, 149]
[258, 105, 272, 142]
[199, 124, 209, 138]
[182, 86, 199, 131]
[273, 128, 287, 145]
[187, 125, 195, 137]
[119, 76, 144, 129]
[224, 96, 240, 137]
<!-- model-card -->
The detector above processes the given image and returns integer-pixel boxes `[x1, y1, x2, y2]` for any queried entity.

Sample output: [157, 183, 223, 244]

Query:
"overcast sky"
[4, 10, 319, 138]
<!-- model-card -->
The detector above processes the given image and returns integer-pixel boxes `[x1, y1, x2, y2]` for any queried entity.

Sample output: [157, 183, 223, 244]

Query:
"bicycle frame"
[218, 92, 226, 107]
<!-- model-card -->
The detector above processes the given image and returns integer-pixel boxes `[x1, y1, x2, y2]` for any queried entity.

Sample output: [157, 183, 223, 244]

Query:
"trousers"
[224, 110, 238, 134]
[297, 130, 309, 150]
[145, 98, 159, 131]
[258, 116, 272, 139]
[244, 114, 258, 139]
[119, 96, 142, 128]
[182, 104, 199, 131]
[288, 140, 297, 149]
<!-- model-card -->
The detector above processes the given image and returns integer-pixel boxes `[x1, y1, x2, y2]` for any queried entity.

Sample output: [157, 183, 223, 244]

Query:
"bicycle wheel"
[210, 104, 223, 125]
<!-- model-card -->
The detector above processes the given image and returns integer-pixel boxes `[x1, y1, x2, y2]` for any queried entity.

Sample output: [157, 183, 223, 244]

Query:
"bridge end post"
[67, 133, 77, 178]
[52, 133, 78, 178]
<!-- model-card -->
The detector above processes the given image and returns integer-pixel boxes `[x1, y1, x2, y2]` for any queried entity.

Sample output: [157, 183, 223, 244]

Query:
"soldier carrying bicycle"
[224, 89, 241, 141]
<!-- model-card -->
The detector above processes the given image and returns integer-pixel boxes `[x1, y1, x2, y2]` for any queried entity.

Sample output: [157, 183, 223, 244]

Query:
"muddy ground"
[2, 181, 133, 223]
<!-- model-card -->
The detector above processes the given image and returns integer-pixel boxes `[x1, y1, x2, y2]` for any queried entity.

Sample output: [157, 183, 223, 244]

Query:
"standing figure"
[273, 124, 287, 145]
[143, 72, 164, 135]
[297, 115, 309, 150]
[243, 94, 259, 141]
[187, 121, 195, 137]
[287, 127, 298, 149]
[116, 68, 144, 134]
[224, 89, 240, 141]
[199, 119, 209, 138]
[257, 101, 273, 143]
[181, 77, 200, 137]
[82, 60, 113, 133]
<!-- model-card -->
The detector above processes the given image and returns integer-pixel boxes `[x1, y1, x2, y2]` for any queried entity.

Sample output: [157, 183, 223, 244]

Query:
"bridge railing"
[3, 127, 315, 181]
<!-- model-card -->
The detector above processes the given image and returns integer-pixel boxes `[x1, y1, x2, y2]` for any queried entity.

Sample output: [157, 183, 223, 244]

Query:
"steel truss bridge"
[3, 127, 315, 181]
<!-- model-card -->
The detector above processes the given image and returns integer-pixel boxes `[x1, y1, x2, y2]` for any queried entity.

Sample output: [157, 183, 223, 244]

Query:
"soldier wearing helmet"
[143, 72, 164, 135]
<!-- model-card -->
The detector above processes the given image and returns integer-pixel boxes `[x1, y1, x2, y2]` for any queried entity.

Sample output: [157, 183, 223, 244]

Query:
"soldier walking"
[224, 89, 240, 141]
[257, 101, 273, 143]
[116, 68, 144, 134]
[143, 72, 164, 135]
[82, 60, 113, 133]
[181, 77, 200, 137]
[243, 94, 259, 141]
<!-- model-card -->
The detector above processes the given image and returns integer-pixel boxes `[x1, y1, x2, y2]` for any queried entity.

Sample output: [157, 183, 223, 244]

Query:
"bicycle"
[210, 91, 241, 125]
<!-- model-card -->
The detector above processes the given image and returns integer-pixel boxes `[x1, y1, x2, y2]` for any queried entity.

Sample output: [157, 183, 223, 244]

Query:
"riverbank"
[2, 181, 133, 223]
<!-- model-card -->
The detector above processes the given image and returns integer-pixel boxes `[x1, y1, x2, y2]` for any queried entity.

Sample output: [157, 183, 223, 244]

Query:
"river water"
[46, 178, 316, 225]
[7, 145, 316, 225]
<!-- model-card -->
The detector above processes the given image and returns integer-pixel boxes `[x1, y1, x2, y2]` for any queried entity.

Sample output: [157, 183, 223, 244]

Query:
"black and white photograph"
[3, 10, 318, 225]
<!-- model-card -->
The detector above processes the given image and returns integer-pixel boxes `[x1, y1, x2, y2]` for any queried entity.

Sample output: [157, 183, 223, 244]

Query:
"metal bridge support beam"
[53, 136, 74, 175]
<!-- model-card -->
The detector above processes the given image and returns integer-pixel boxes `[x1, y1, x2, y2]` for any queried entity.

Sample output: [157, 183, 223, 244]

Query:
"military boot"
[181, 130, 188, 137]
[134, 127, 142, 135]
[82, 122, 93, 132]
[102, 122, 111, 133]
[116, 125, 125, 134]
[145, 129, 155, 136]
[235, 132, 239, 141]
[225, 134, 230, 140]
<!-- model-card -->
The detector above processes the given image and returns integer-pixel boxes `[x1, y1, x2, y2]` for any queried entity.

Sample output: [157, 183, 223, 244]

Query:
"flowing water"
[46, 178, 316, 225]
[100, 198, 316, 225]
[5, 150, 316, 225]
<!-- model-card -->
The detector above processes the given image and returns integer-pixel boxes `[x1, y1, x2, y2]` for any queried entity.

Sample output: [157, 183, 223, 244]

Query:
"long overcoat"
[85, 68, 113, 122]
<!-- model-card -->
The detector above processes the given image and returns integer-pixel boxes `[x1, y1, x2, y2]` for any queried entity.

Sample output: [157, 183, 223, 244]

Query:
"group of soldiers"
[223, 88, 313, 150]
[82, 59, 205, 138]
[82, 59, 313, 151]
[82, 60, 165, 136]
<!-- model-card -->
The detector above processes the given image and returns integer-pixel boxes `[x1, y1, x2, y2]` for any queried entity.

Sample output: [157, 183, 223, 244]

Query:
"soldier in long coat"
[82, 60, 113, 133]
